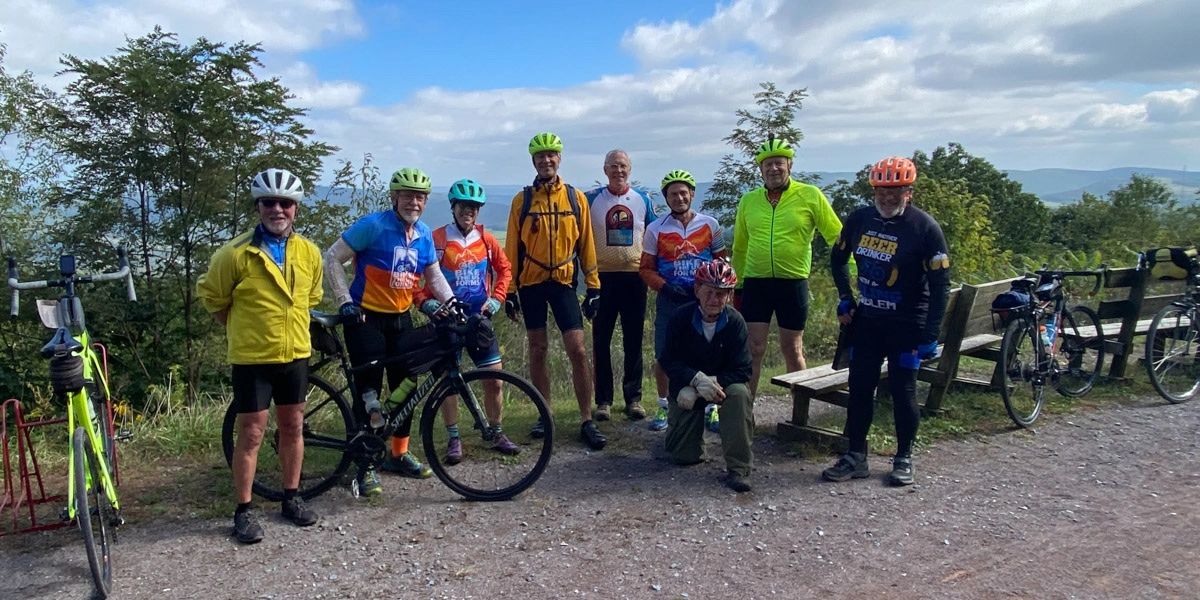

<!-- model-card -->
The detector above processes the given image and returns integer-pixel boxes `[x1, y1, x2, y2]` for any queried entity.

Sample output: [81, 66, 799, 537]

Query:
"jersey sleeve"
[340, 215, 377, 253]
[830, 210, 859, 299]
[732, 194, 749, 288]
[921, 214, 952, 344]
[575, 187, 601, 290]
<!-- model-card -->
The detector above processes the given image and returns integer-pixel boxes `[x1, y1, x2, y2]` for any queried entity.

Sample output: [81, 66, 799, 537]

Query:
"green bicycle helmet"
[448, 179, 487, 204]
[389, 168, 432, 192]
[755, 138, 795, 164]
[528, 132, 564, 155]
[660, 169, 697, 193]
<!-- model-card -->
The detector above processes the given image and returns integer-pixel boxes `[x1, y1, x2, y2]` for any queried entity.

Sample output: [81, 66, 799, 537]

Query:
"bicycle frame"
[305, 311, 497, 465]
[65, 329, 119, 520]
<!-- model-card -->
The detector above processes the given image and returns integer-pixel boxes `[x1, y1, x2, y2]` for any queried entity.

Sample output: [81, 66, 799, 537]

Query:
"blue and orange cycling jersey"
[341, 210, 438, 314]
[642, 212, 726, 288]
[415, 223, 511, 315]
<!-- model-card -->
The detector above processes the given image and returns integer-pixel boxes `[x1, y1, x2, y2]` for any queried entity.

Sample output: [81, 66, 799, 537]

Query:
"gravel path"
[4, 394, 1199, 600]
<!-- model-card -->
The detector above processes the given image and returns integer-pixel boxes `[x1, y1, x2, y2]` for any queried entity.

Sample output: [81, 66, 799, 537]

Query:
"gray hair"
[603, 149, 631, 168]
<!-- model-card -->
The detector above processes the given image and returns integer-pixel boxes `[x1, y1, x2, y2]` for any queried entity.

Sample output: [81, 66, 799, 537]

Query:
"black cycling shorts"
[519, 281, 583, 332]
[230, 359, 309, 414]
[739, 277, 810, 331]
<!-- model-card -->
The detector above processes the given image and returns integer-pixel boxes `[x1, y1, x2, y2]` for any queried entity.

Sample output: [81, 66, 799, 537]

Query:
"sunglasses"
[258, 198, 296, 209]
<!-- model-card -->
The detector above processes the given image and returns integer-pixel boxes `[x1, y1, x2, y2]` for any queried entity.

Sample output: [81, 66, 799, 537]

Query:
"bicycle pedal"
[60, 507, 70, 522]
[110, 514, 125, 528]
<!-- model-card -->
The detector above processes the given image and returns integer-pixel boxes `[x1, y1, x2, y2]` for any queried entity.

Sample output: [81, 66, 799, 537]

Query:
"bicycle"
[7, 249, 137, 599]
[221, 301, 554, 502]
[1140, 249, 1200, 403]
[992, 266, 1106, 427]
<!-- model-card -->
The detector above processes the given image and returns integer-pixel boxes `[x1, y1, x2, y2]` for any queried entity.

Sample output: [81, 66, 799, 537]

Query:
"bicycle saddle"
[41, 326, 84, 358]
[310, 310, 343, 328]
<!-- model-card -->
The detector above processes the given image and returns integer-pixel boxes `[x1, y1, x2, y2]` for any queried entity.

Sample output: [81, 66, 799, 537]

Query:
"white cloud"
[279, 62, 363, 110]
[2, 0, 363, 80]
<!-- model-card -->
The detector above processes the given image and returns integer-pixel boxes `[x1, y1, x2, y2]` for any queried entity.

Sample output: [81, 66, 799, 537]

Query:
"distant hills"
[314, 167, 1199, 230]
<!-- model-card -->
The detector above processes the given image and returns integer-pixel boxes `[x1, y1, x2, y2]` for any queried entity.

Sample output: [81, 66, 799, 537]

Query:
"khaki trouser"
[664, 383, 754, 476]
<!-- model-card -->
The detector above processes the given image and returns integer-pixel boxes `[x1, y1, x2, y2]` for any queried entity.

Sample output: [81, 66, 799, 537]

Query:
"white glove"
[676, 386, 699, 410]
[691, 371, 723, 402]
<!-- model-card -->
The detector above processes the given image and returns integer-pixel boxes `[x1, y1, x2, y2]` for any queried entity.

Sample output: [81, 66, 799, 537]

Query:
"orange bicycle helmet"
[869, 157, 917, 187]
[694, 259, 738, 289]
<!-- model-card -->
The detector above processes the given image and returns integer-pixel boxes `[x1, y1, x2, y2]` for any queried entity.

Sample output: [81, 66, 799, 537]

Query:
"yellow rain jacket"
[197, 228, 324, 364]
[505, 177, 601, 289]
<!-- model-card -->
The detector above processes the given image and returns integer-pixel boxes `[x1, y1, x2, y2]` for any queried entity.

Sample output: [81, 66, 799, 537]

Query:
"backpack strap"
[516, 183, 584, 284]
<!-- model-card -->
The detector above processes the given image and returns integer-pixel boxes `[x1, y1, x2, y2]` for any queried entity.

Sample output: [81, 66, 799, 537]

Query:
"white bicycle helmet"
[251, 168, 305, 201]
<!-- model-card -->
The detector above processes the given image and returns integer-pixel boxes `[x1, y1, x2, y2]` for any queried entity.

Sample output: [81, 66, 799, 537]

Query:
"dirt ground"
[3, 392, 1199, 600]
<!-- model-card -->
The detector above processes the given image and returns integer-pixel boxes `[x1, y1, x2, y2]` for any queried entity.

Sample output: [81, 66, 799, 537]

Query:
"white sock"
[658, 397, 669, 409]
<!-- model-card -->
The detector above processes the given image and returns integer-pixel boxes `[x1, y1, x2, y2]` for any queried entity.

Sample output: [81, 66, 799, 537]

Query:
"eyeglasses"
[258, 198, 296, 209]
[455, 202, 483, 211]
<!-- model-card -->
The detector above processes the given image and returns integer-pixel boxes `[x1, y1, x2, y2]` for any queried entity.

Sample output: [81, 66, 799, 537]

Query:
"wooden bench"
[1095, 267, 1185, 379]
[773, 278, 1016, 449]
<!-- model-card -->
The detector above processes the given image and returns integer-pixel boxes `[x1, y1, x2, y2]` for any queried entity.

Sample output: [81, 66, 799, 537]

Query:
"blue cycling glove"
[483, 298, 502, 317]
[837, 298, 857, 317]
[917, 342, 939, 360]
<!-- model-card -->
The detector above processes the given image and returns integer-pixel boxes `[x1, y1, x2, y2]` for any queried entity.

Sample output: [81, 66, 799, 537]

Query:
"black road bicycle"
[221, 301, 553, 502]
[994, 267, 1106, 427]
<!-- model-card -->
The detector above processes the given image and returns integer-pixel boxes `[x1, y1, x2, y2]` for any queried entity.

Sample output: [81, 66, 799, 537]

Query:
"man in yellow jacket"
[733, 139, 843, 397]
[197, 168, 324, 544]
[504, 132, 606, 450]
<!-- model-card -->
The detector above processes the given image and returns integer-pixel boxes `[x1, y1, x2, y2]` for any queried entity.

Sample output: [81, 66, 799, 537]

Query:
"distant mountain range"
[315, 167, 1199, 230]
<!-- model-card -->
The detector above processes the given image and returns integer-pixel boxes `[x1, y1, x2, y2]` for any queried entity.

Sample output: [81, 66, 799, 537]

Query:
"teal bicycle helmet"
[448, 179, 486, 204]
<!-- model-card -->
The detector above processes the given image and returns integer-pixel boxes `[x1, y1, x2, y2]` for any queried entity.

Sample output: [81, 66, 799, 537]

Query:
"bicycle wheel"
[222, 374, 355, 501]
[999, 316, 1046, 427]
[73, 426, 113, 598]
[1055, 305, 1105, 397]
[1145, 304, 1200, 403]
[421, 369, 553, 501]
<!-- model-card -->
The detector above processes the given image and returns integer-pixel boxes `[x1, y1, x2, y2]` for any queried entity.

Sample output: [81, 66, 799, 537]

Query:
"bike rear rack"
[1, 342, 120, 536]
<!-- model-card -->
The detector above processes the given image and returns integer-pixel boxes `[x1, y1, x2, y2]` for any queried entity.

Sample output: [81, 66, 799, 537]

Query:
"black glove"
[581, 288, 600, 321]
[661, 283, 691, 304]
[504, 293, 522, 322]
[339, 301, 365, 324]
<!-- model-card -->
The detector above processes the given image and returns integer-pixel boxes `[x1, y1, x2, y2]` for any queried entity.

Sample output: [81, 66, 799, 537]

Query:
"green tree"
[45, 28, 337, 401]
[704, 82, 810, 226]
[911, 177, 1009, 282]
[0, 43, 67, 401]
[913, 143, 1048, 255]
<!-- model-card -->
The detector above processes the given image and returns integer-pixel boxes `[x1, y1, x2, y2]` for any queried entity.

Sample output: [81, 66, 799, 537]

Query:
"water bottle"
[388, 377, 418, 407]
[1040, 315, 1057, 348]
[363, 389, 384, 429]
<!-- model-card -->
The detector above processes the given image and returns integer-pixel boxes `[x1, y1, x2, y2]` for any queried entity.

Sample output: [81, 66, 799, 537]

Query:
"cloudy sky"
[2, 0, 1198, 186]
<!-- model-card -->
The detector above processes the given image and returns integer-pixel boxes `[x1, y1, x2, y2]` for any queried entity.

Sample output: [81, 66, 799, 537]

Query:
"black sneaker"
[821, 452, 869, 482]
[580, 420, 607, 450]
[530, 418, 547, 439]
[281, 496, 319, 527]
[725, 471, 752, 493]
[888, 456, 915, 486]
[233, 509, 264, 544]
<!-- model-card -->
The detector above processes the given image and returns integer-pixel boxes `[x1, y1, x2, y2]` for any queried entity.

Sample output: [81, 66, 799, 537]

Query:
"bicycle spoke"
[422, 369, 553, 501]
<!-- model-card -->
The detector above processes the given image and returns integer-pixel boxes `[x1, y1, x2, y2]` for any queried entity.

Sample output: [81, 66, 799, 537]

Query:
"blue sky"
[3, 0, 1199, 185]
[303, 1, 706, 103]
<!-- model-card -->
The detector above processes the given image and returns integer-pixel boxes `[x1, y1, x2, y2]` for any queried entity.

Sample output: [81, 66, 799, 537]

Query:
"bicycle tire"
[1055, 305, 1105, 397]
[1145, 303, 1200, 403]
[73, 426, 113, 598]
[999, 316, 1046, 427]
[222, 374, 355, 501]
[421, 369, 553, 501]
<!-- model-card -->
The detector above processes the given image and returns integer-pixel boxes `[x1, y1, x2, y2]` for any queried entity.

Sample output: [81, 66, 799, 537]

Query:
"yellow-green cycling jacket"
[733, 178, 843, 283]
[196, 228, 324, 364]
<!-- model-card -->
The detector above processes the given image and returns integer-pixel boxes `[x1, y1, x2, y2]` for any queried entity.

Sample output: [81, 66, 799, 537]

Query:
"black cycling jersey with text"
[831, 205, 950, 333]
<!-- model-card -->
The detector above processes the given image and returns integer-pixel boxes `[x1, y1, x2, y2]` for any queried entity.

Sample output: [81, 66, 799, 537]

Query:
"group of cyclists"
[197, 131, 950, 544]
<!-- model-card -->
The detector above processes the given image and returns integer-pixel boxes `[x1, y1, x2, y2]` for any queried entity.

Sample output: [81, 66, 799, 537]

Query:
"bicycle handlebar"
[8, 248, 138, 317]
[1029, 264, 1107, 296]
